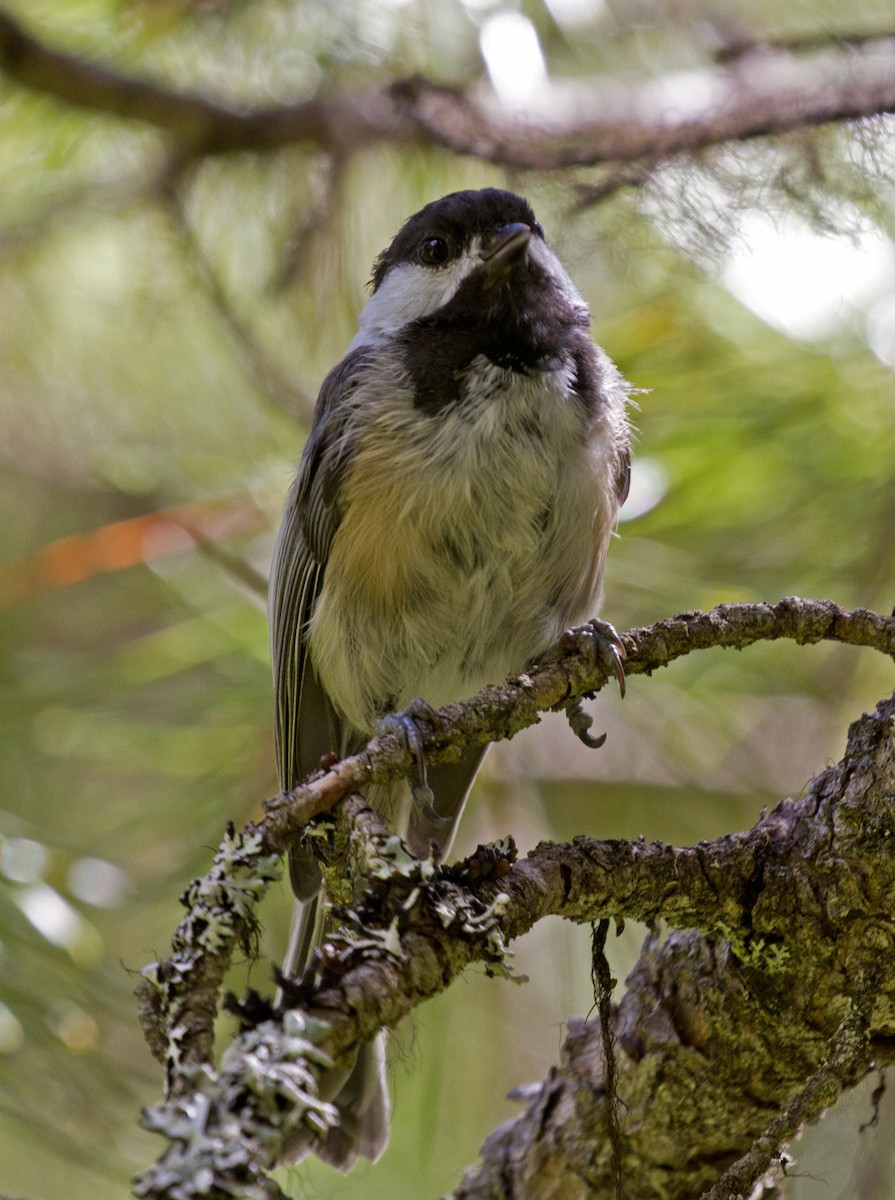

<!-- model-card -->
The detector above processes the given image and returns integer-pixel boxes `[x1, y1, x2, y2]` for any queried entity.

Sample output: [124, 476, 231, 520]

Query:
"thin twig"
[162, 183, 315, 424]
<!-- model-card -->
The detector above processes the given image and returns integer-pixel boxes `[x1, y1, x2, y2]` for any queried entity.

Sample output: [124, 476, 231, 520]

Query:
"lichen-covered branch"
[1, 10, 894, 172]
[448, 695, 895, 1200]
[135, 599, 895, 1074]
[134, 599, 895, 1198]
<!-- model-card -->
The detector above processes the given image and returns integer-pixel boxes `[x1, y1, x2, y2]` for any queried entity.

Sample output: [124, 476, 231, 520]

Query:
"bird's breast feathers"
[307, 350, 624, 733]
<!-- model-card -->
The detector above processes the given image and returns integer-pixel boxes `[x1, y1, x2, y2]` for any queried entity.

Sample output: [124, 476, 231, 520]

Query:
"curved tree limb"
[1, 9, 895, 170]
[260, 595, 895, 857]
[448, 695, 895, 1199]
[133, 599, 895, 1198]
[136, 599, 895, 1068]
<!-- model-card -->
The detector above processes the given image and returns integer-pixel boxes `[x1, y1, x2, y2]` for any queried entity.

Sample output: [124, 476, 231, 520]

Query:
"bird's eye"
[532, 221, 544, 238]
[419, 236, 449, 266]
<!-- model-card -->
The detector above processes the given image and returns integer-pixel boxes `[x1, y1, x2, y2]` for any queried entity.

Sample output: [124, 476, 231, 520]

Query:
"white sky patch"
[0, 837, 48, 883]
[722, 213, 895, 342]
[866, 293, 895, 369]
[16, 884, 83, 948]
[480, 12, 547, 105]
[641, 68, 726, 124]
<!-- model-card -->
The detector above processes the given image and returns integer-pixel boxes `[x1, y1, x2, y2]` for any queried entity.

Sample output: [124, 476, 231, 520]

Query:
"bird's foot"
[563, 618, 626, 697]
[377, 699, 448, 830]
[561, 619, 627, 749]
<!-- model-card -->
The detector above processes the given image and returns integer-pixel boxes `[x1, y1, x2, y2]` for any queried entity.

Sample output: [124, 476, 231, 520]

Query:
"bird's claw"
[565, 698, 608, 749]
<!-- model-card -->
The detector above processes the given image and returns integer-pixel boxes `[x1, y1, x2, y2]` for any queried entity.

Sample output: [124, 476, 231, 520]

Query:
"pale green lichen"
[178, 827, 282, 954]
[432, 887, 525, 982]
[135, 1012, 337, 1200]
[365, 832, 437, 881]
[715, 923, 791, 974]
[139, 826, 285, 1088]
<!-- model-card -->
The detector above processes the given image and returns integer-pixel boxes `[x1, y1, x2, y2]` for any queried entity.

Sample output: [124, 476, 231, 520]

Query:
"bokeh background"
[1, 2, 894, 1197]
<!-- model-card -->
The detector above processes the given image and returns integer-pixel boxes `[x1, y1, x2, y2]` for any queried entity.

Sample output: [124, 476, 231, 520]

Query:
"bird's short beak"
[480, 223, 532, 267]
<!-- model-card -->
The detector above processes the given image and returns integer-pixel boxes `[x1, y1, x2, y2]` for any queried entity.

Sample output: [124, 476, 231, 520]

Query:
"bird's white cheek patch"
[351, 249, 484, 345]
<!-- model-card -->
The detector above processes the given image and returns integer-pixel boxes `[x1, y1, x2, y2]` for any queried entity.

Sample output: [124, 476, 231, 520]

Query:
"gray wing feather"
[271, 347, 443, 1173]
[270, 352, 371, 903]
[269, 487, 334, 902]
[269, 348, 373, 792]
[269, 501, 331, 790]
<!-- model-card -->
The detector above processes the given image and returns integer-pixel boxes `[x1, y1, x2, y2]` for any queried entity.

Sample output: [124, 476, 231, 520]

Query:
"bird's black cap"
[371, 189, 541, 291]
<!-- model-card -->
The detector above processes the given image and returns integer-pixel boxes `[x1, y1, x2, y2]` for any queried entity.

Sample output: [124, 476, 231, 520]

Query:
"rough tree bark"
[451, 696, 895, 1199]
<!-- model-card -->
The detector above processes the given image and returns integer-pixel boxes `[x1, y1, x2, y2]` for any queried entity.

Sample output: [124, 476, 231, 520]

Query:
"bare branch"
[161, 186, 316, 424]
[390, 47, 895, 170]
[0, 8, 414, 156]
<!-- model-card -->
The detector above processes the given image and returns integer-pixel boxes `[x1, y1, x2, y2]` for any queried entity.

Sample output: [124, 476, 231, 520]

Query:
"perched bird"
[269, 187, 632, 1169]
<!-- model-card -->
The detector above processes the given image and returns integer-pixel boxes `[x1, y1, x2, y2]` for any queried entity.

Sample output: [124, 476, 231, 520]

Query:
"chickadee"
[269, 187, 632, 1170]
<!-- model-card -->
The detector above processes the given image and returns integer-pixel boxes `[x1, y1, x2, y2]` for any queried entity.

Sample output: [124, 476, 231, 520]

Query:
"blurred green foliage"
[0, 1, 893, 1198]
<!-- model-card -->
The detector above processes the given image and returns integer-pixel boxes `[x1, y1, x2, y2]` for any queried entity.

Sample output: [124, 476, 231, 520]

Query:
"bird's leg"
[377, 699, 448, 830]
